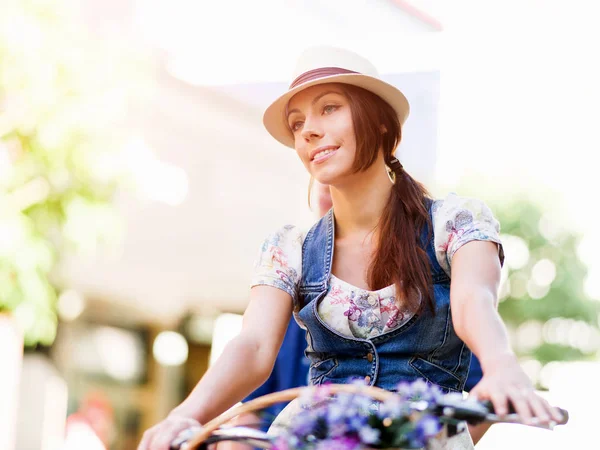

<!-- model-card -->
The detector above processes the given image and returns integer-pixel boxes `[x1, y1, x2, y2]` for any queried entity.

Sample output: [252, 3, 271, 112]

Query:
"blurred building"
[3, 1, 443, 449]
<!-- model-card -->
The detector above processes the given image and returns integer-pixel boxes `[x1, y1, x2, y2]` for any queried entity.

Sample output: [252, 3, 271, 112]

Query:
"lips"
[310, 146, 339, 162]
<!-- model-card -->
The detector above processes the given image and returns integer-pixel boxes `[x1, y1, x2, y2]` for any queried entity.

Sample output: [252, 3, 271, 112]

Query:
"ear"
[380, 124, 388, 134]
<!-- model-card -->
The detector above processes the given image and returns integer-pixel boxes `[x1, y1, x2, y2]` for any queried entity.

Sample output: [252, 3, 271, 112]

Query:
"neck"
[329, 154, 393, 239]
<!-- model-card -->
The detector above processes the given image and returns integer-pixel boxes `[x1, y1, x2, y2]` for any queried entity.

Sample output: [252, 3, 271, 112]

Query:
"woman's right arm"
[138, 285, 293, 450]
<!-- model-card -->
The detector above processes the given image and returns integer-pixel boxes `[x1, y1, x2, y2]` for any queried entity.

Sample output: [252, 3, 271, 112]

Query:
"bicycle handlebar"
[169, 387, 569, 449]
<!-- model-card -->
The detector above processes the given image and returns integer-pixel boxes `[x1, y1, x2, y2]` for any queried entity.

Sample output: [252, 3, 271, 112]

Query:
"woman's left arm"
[450, 240, 562, 424]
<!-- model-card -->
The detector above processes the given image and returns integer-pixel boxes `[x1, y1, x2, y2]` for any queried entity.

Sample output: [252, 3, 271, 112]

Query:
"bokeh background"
[1, 0, 599, 449]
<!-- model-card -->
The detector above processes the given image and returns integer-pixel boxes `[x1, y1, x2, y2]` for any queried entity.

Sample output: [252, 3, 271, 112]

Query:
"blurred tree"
[442, 173, 600, 387]
[0, 0, 153, 346]
[490, 199, 599, 363]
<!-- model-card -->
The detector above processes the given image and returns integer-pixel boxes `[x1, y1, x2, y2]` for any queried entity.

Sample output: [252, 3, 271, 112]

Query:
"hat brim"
[263, 73, 410, 149]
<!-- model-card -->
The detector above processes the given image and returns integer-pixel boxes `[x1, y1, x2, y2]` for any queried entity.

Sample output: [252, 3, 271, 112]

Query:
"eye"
[323, 104, 339, 114]
[290, 120, 304, 132]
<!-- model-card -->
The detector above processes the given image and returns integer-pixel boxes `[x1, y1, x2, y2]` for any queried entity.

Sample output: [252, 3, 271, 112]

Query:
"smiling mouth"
[311, 146, 339, 161]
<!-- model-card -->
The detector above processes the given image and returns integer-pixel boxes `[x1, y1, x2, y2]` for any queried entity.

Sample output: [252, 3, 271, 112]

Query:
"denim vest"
[295, 205, 471, 393]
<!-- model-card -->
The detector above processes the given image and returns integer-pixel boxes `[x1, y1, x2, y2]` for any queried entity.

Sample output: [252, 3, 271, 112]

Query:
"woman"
[139, 47, 562, 450]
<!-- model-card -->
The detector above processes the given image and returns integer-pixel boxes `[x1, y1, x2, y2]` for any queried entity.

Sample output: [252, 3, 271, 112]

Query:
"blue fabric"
[295, 204, 472, 393]
[465, 354, 483, 392]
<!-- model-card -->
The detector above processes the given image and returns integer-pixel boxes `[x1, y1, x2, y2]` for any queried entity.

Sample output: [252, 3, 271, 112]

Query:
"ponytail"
[342, 85, 434, 313]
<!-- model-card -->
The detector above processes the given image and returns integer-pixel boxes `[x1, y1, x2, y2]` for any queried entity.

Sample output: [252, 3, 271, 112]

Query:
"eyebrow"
[286, 90, 344, 120]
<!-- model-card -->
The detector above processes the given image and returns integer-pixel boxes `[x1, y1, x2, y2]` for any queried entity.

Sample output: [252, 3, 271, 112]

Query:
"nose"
[301, 115, 324, 141]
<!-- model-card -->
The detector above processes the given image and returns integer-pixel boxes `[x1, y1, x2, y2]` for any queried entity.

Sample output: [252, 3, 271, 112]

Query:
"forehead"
[287, 83, 345, 110]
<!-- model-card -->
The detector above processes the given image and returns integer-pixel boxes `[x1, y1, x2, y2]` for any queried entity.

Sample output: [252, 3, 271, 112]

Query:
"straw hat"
[263, 46, 410, 149]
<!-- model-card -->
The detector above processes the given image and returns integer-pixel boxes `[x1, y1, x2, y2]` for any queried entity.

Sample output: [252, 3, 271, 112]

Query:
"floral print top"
[251, 193, 504, 340]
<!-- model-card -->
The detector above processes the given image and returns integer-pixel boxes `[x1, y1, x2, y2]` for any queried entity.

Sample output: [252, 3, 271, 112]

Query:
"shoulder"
[432, 192, 492, 214]
[252, 225, 307, 297]
[432, 193, 498, 228]
[431, 193, 503, 273]
[260, 224, 306, 249]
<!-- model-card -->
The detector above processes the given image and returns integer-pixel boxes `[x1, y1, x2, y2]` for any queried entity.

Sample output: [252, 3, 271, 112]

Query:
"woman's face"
[287, 83, 357, 185]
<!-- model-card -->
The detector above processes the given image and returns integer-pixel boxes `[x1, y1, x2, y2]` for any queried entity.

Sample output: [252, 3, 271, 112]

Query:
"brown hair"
[342, 84, 434, 314]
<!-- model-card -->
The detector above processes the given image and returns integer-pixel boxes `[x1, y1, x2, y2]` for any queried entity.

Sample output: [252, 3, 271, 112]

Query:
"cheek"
[294, 137, 304, 154]
[339, 123, 357, 154]
[335, 112, 356, 146]
[344, 125, 356, 146]
[295, 145, 310, 165]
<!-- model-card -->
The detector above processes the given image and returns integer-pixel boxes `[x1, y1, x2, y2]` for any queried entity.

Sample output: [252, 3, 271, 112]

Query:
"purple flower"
[315, 436, 361, 450]
[418, 415, 442, 437]
[396, 381, 412, 397]
[288, 435, 300, 448]
[358, 425, 381, 444]
[378, 396, 405, 418]
[348, 414, 368, 431]
[290, 417, 313, 437]
[395, 378, 443, 402]
[411, 379, 429, 395]
[291, 408, 322, 436]
[326, 401, 346, 424]
[327, 421, 349, 438]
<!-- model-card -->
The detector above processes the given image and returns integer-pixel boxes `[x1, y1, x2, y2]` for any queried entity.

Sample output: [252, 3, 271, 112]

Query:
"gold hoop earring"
[386, 164, 396, 185]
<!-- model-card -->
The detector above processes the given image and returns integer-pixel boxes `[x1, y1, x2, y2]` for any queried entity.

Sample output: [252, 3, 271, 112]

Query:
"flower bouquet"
[271, 380, 453, 450]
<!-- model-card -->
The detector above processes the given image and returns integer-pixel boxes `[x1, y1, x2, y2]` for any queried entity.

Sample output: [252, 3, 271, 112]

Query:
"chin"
[313, 175, 336, 186]
[313, 169, 349, 187]
[311, 165, 341, 181]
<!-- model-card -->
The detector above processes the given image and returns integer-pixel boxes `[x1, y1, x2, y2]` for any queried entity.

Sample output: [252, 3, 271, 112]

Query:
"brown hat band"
[289, 67, 360, 89]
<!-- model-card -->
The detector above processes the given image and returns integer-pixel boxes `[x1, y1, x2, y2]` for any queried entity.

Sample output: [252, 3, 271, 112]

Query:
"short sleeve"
[432, 193, 505, 276]
[250, 225, 304, 301]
